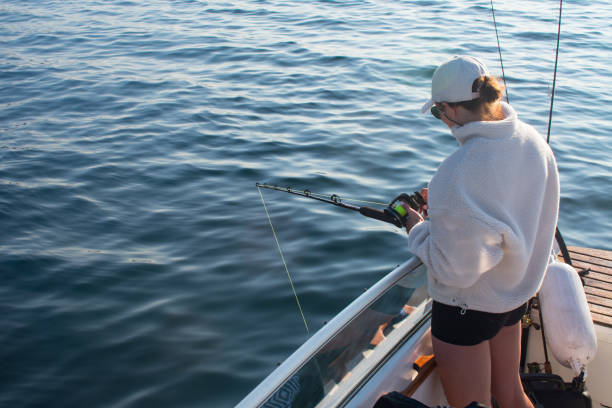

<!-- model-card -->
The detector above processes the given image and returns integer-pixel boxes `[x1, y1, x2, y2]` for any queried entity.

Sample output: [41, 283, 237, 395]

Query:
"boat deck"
[564, 246, 612, 328]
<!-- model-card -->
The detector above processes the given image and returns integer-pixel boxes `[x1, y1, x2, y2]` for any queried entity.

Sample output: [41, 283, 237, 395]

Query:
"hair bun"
[477, 76, 503, 103]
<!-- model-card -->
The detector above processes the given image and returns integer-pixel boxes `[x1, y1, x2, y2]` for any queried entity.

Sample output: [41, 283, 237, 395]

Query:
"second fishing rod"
[256, 183, 427, 229]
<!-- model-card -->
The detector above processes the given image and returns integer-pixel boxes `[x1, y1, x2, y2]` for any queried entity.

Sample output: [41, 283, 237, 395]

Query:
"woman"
[401, 56, 560, 408]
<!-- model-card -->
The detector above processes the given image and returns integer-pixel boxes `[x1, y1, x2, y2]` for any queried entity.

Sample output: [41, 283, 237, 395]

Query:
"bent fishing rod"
[256, 183, 426, 228]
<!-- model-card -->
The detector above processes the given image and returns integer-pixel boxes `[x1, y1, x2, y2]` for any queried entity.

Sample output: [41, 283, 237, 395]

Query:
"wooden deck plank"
[567, 251, 612, 270]
[580, 270, 612, 285]
[583, 276, 612, 292]
[587, 302, 612, 318]
[590, 312, 612, 328]
[568, 246, 612, 261]
[586, 293, 612, 310]
[570, 254, 612, 273]
[584, 285, 612, 301]
[568, 259, 612, 278]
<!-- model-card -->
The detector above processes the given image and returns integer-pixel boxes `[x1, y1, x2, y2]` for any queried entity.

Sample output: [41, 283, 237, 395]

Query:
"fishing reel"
[385, 192, 427, 227]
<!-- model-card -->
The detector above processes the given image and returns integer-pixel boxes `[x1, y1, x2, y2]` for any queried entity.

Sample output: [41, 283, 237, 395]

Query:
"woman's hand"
[400, 203, 424, 233]
[419, 188, 428, 217]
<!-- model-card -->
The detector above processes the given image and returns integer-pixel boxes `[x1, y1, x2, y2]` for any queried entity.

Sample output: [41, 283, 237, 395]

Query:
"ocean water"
[1, 0, 610, 406]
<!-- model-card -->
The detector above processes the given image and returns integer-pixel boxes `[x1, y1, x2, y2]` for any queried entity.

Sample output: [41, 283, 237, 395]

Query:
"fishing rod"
[488, 0, 571, 263]
[256, 183, 426, 229]
[255, 183, 424, 333]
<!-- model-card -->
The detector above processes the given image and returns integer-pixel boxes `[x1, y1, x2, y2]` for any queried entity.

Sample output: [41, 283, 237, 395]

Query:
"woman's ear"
[439, 103, 462, 128]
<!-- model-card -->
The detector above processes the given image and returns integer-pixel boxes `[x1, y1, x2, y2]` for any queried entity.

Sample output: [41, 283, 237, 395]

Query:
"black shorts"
[431, 301, 527, 346]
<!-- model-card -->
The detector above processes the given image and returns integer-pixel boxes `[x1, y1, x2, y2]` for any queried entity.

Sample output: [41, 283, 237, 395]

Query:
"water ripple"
[0, 0, 610, 407]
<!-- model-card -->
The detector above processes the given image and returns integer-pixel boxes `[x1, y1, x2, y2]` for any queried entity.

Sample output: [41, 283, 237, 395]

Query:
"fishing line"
[257, 185, 310, 333]
[489, 0, 509, 103]
[546, 0, 563, 144]
[548, 0, 572, 266]
[255, 182, 425, 332]
[490, 0, 564, 145]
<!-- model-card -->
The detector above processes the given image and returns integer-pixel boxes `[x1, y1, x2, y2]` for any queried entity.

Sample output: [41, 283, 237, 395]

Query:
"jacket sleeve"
[406, 209, 504, 288]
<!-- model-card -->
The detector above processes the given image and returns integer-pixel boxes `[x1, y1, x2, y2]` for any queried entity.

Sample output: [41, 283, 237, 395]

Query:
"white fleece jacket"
[407, 102, 560, 313]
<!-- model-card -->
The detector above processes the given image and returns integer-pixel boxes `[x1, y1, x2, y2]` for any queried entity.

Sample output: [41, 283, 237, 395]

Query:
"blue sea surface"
[1, 0, 610, 406]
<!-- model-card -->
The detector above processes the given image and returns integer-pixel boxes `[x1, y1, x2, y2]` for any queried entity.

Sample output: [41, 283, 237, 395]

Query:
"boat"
[236, 244, 612, 407]
[240, 0, 610, 405]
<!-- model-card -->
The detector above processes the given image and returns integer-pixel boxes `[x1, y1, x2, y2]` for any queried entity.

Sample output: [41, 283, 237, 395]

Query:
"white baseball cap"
[421, 55, 490, 113]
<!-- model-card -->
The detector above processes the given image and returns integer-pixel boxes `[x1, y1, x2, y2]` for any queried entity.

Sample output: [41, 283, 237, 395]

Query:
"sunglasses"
[430, 105, 442, 120]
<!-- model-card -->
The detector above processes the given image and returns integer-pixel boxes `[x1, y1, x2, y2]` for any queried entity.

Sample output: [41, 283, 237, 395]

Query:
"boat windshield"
[259, 260, 429, 408]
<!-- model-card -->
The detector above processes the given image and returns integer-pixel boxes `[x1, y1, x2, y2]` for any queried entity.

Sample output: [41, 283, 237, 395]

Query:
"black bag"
[521, 373, 592, 408]
[373, 391, 489, 408]
[373, 392, 430, 408]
